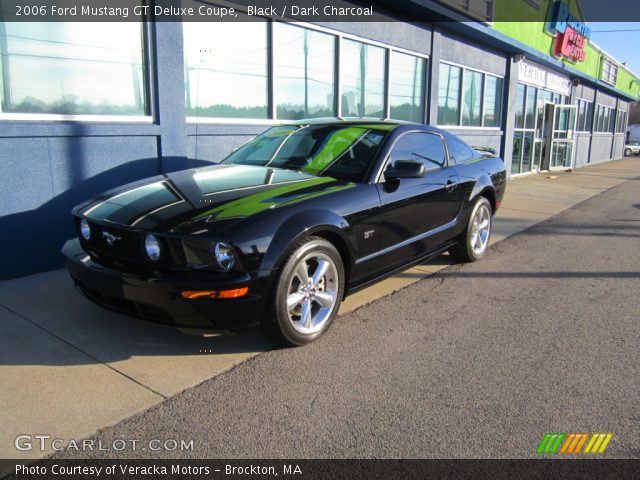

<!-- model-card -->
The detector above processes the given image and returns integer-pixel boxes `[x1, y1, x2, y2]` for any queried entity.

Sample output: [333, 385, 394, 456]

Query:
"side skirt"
[345, 241, 457, 297]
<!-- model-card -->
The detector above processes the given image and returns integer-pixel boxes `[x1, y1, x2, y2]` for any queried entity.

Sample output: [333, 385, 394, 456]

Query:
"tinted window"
[224, 125, 388, 183]
[447, 137, 476, 164]
[388, 132, 446, 171]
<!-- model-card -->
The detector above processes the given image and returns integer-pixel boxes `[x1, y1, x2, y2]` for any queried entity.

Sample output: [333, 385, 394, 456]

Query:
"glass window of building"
[599, 106, 608, 132]
[514, 84, 525, 129]
[483, 75, 502, 127]
[594, 104, 616, 133]
[608, 108, 616, 133]
[582, 102, 593, 132]
[576, 99, 593, 132]
[520, 131, 534, 172]
[615, 110, 627, 134]
[462, 70, 483, 126]
[0, 22, 146, 116]
[438, 63, 461, 125]
[524, 86, 536, 129]
[511, 131, 523, 175]
[601, 59, 618, 86]
[340, 39, 385, 117]
[389, 51, 426, 123]
[274, 23, 335, 120]
[439, 64, 502, 128]
[184, 20, 268, 119]
[537, 89, 553, 104]
[436, 0, 494, 22]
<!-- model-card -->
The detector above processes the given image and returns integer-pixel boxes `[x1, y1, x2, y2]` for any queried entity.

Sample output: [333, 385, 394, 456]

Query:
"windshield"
[222, 125, 390, 183]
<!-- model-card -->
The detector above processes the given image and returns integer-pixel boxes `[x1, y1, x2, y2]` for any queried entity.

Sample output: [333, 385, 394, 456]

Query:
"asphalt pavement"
[53, 176, 640, 459]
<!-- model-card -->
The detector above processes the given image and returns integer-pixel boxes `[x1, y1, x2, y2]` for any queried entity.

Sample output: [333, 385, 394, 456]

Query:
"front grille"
[78, 220, 180, 268]
[89, 224, 143, 260]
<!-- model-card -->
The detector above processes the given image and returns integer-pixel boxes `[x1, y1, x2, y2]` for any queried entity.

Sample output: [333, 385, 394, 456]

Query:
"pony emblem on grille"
[102, 231, 121, 246]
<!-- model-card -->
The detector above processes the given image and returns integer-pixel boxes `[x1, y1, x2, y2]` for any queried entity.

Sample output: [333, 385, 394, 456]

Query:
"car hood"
[80, 164, 352, 234]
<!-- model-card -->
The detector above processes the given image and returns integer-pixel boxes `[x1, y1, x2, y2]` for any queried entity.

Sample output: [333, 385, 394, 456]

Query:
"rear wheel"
[449, 196, 492, 262]
[264, 237, 344, 346]
[625, 148, 632, 157]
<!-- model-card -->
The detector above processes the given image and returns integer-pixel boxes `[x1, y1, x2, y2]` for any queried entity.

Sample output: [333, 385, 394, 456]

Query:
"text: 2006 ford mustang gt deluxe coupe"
[63, 120, 506, 345]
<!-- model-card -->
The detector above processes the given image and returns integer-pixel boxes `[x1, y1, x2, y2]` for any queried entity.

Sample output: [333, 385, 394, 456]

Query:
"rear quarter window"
[447, 137, 476, 164]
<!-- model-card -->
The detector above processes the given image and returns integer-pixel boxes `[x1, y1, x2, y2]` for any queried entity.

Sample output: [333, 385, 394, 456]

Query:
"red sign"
[554, 26, 586, 63]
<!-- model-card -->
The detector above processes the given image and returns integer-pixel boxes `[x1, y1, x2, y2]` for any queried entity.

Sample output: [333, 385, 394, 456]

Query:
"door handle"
[445, 180, 458, 192]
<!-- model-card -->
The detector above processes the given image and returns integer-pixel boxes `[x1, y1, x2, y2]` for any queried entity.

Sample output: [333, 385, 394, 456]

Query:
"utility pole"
[304, 29, 309, 116]
[359, 43, 366, 116]
[0, 19, 12, 111]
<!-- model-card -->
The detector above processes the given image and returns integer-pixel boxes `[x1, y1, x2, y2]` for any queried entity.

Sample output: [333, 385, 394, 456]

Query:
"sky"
[588, 22, 640, 76]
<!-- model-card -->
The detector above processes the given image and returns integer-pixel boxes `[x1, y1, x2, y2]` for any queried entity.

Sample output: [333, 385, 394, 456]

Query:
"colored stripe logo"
[537, 433, 612, 454]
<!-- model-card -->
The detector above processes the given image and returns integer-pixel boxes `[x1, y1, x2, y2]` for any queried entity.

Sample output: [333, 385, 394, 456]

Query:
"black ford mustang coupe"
[63, 120, 506, 345]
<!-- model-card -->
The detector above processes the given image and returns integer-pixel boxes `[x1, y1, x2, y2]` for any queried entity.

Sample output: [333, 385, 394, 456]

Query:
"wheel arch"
[469, 174, 497, 213]
[260, 209, 356, 282]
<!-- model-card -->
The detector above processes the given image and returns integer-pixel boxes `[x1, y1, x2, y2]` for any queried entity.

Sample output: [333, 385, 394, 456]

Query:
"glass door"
[511, 84, 536, 175]
[548, 105, 577, 169]
[532, 97, 552, 171]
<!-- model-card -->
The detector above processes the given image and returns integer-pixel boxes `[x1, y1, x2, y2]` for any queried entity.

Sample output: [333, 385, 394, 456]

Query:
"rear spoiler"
[472, 146, 497, 157]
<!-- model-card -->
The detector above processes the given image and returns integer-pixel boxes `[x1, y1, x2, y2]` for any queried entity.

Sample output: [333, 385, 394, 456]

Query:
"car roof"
[282, 117, 444, 134]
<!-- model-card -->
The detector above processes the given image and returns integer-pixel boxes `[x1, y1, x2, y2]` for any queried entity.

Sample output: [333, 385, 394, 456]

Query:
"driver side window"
[387, 132, 447, 174]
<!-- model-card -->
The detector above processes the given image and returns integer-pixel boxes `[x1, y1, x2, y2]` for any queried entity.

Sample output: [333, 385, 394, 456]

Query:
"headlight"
[144, 234, 161, 262]
[80, 219, 91, 240]
[213, 242, 235, 271]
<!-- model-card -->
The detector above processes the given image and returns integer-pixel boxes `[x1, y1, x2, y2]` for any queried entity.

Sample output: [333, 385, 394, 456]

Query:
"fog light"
[80, 219, 91, 240]
[144, 234, 161, 262]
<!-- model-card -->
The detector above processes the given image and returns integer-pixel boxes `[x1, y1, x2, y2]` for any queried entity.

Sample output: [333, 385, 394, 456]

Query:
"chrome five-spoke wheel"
[470, 202, 491, 257]
[449, 196, 492, 262]
[286, 253, 339, 335]
[266, 236, 345, 346]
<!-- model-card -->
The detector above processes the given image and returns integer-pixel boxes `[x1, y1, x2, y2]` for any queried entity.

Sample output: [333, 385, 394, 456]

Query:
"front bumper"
[62, 239, 266, 328]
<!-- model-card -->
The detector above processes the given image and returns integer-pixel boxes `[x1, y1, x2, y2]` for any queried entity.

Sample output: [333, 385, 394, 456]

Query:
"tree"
[629, 102, 640, 126]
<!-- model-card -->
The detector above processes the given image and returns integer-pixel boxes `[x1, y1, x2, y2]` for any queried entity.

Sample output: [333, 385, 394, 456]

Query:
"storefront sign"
[518, 60, 571, 96]
[546, 1, 590, 63]
[554, 26, 586, 62]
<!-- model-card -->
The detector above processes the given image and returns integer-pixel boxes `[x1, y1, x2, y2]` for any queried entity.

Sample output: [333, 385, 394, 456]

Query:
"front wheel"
[624, 148, 632, 157]
[449, 196, 492, 262]
[264, 237, 344, 346]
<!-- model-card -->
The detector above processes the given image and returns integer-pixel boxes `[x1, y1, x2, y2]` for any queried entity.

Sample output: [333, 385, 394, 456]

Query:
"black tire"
[625, 148, 632, 157]
[449, 196, 493, 262]
[263, 236, 345, 346]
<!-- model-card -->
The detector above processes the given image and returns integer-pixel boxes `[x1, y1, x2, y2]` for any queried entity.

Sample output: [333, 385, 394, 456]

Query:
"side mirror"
[385, 160, 425, 180]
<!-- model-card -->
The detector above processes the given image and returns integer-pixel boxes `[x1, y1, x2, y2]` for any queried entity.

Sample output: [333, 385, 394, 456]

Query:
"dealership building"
[1, 0, 639, 278]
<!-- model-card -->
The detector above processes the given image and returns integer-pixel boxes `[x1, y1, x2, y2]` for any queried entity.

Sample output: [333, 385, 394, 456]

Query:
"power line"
[591, 28, 640, 33]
